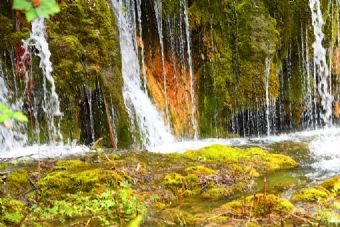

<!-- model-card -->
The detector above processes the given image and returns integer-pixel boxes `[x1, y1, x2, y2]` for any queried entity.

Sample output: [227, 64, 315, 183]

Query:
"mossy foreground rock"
[38, 159, 131, 199]
[182, 145, 298, 173]
[0, 196, 26, 226]
[0, 157, 146, 227]
[291, 187, 330, 202]
[0, 148, 299, 227]
[292, 175, 340, 203]
[162, 145, 297, 200]
[222, 194, 295, 216]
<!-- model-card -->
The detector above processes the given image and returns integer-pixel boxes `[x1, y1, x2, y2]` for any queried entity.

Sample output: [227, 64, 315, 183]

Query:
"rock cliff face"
[0, 0, 339, 148]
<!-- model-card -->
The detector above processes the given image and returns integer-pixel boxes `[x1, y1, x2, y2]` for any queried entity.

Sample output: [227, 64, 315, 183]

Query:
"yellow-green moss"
[291, 187, 331, 202]
[0, 196, 26, 225]
[222, 194, 295, 216]
[201, 187, 231, 200]
[182, 145, 297, 173]
[7, 169, 31, 197]
[38, 160, 130, 200]
[320, 176, 340, 194]
[163, 173, 186, 194]
[163, 166, 228, 198]
[184, 165, 218, 175]
[54, 159, 89, 170]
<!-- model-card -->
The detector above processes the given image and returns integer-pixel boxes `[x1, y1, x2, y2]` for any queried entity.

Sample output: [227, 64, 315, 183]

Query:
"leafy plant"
[0, 103, 27, 123]
[12, 0, 60, 21]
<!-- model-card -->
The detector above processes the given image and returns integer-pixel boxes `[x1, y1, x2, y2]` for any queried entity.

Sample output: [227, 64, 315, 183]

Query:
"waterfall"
[264, 57, 271, 136]
[154, 0, 170, 122]
[22, 17, 62, 142]
[182, 0, 198, 139]
[136, 0, 147, 93]
[86, 89, 95, 143]
[0, 61, 27, 151]
[111, 0, 174, 149]
[309, 0, 334, 125]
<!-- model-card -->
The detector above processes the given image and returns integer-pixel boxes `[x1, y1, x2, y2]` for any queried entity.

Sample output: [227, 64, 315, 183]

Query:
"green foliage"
[0, 196, 26, 225]
[28, 187, 145, 226]
[0, 103, 27, 123]
[12, 0, 60, 21]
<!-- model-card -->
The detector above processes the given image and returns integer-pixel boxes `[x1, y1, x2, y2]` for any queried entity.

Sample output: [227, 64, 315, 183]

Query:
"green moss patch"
[222, 194, 295, 217]
[182, 145, 298, 173]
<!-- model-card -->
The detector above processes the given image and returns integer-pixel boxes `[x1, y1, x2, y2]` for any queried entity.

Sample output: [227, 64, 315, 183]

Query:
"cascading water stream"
[154, 0, 170, 122]
[0, 61, 27, 151]
[111, 0, 174, 149]
[22, 17, 62, 142]
[0, 17, 89, 159]
[309, 0, 334, 125]
[136, 0, 147, 93]
[86, 89, 95, 143]
[264, 57, 271, 136]
[182, 0, 198, 139]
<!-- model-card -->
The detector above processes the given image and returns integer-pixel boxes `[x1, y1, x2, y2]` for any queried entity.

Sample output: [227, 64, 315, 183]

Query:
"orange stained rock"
[144, 50, 198, 137]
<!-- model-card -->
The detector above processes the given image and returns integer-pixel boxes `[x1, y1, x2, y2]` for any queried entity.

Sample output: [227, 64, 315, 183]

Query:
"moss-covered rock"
[38, 159, 130, 200]
[184, 165, 218, 175]
[201, 187, 231, 200]
[182, 145, 298, 173]
[0, 196, 26, 226]
[320, 176, 340, 194]
[291, 187, 330, 202]
[6, 169, 31, 197]
[222, 194, 295, 216]
[291, 175, 340, 204]
[162, 163, 233, 199]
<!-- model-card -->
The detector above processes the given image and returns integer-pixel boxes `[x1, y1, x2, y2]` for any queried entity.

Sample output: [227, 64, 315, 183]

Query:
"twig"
[103, 96, 117, 149]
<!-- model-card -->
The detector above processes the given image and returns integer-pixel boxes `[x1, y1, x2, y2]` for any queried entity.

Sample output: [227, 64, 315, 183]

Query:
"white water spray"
[112, 0, 174, 149]
[309, 0, 334, 125]
[0, 62, 27, 151]
[264, 57, 271, 136]
[22, 17, 62, 142]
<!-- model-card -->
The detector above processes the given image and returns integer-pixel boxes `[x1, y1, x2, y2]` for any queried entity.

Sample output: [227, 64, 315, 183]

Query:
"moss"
[0, 196, 26, 226]
[222, 194, 295, 216]
[184, 165, 218, 175]
[54, 159, 89, 170]
[316, 210, 340, 225]
[228, 163, 260, 177]
[7, 169, 31, 197]
[182, 145, 298, 173]
[291, 187, 331, 202]
[320, 176, 340, 194]
[201, 187, 231, 200]
[0, 163, 10, 171]
[163, 173, 186, 194]
[38, 160, 130, 200]
[163, 164, 231, 198]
